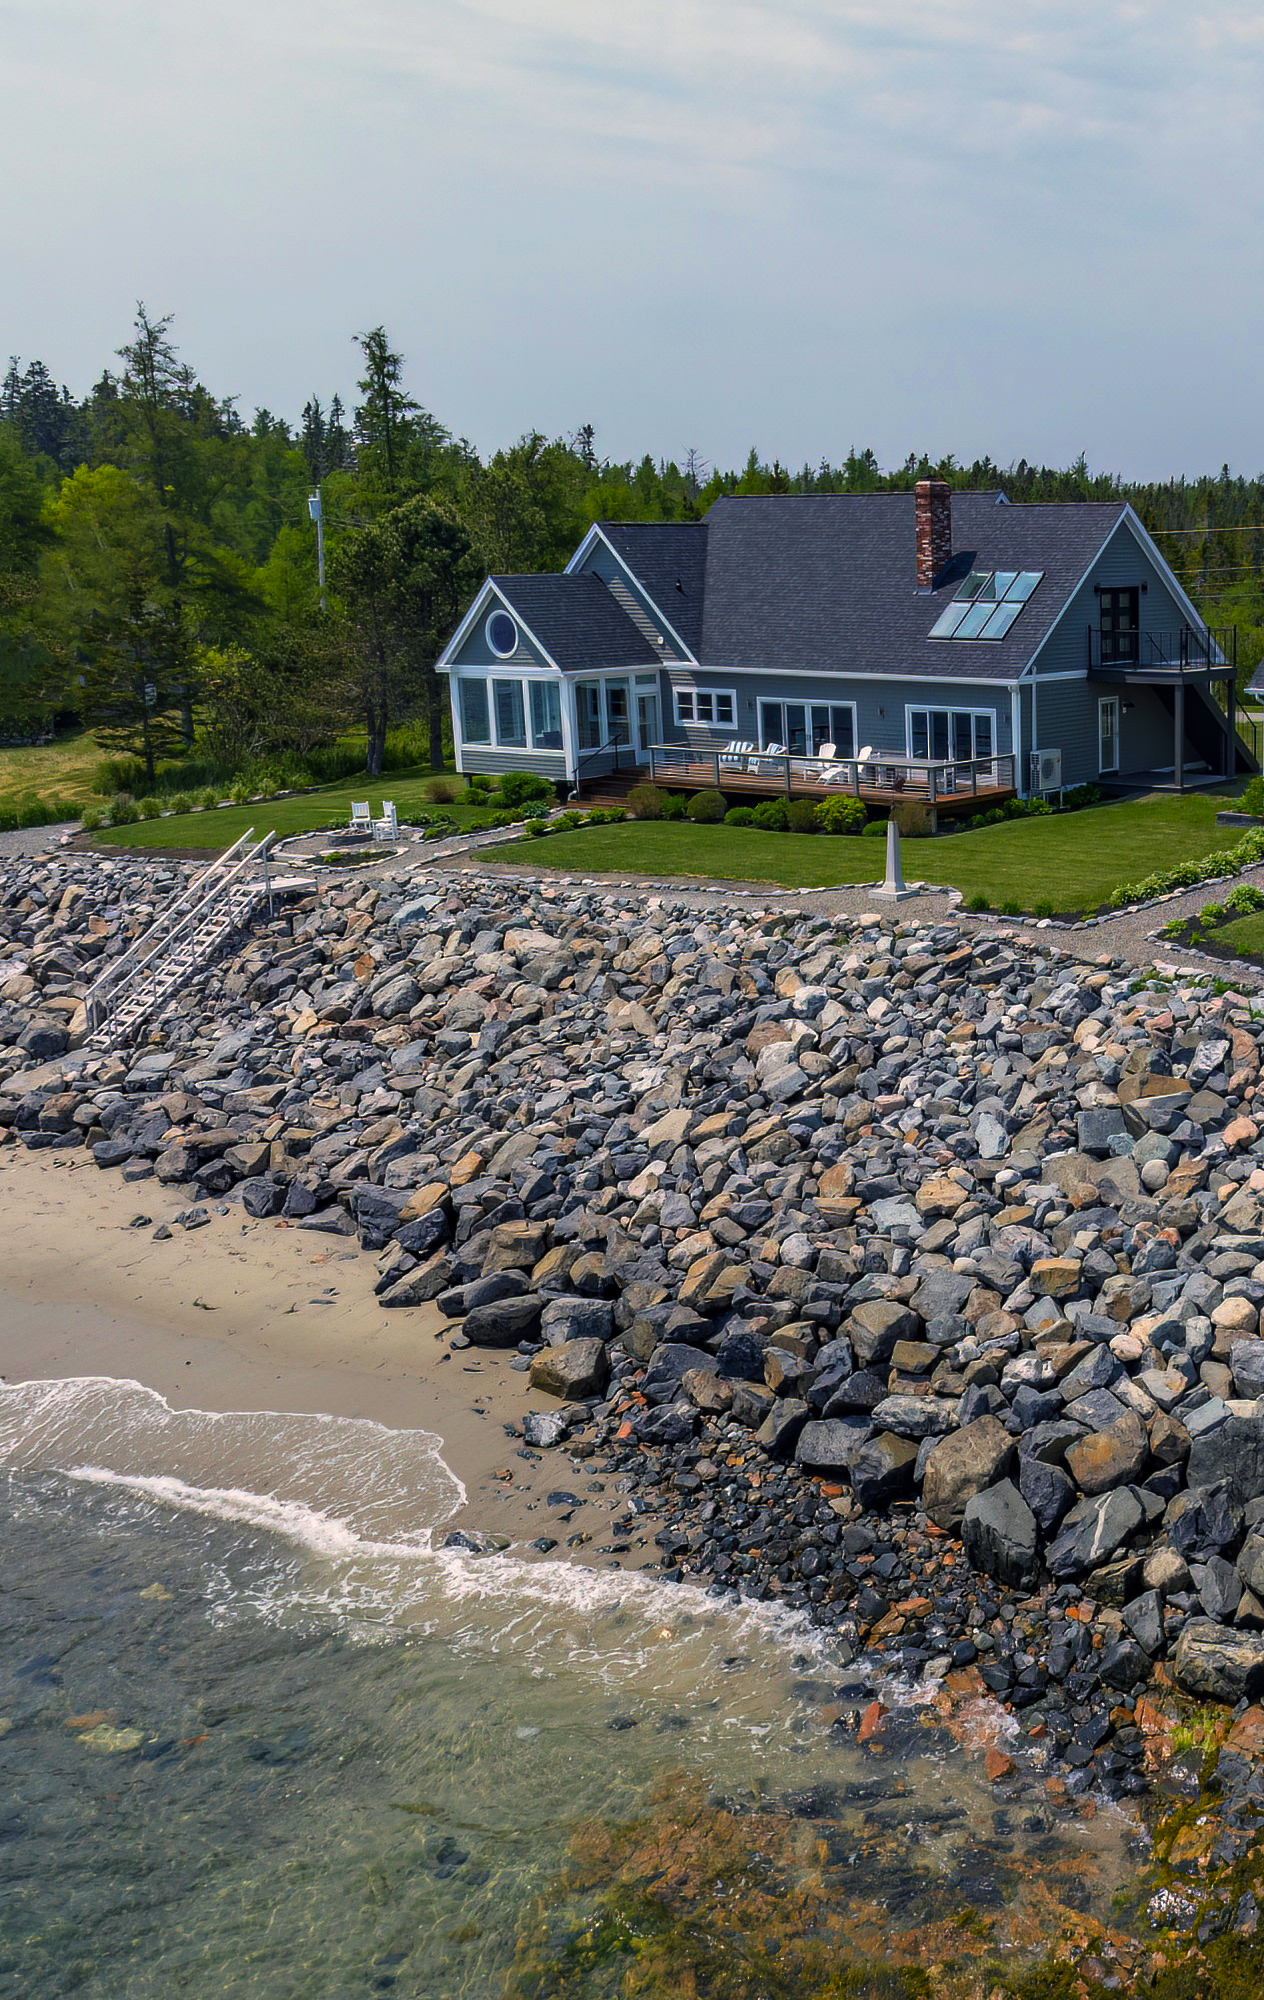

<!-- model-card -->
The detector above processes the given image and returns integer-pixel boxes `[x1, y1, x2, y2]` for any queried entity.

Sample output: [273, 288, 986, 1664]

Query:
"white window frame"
[457, 675, 491, 747]
[492, 678, 526, 748]
[675, 685, 737, 730]
[1098, 695, 1120, 774]
[905, 705, 996, 762]
[486, 609, 519, 659]
[529, 679, 563, 750]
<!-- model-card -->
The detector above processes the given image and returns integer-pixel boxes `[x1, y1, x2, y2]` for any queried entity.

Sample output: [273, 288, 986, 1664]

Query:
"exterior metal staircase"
[85, 828, 288, 1049]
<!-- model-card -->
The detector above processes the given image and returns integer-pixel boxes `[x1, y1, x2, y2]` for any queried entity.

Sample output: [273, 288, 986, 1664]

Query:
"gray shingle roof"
[597, 523, 708, 656]
[492, 572, 660, 672]
[695, 492, 1130, 682]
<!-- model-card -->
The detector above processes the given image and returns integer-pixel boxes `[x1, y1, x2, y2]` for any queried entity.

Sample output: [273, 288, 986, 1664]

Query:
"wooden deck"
[645, 746, 1017, 824]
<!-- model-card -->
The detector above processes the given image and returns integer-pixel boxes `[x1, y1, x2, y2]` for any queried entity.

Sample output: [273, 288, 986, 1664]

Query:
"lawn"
[91, 769, 483, 852]
[0, 727, 108, 809]
[478, 791, 1248, 912]
[1210, 912, 1264, 959]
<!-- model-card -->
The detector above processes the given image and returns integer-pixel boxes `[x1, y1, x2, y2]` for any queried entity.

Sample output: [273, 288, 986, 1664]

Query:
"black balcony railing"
[1088, 625, 1237, 675]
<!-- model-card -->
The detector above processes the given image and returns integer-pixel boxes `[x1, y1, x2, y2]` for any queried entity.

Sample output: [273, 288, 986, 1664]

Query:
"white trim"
[667, 663, 1019, 687]
[565, 524, 699, 663]
[1010, 684, 1023, 792]
[676, 685, 737, 729]
[1023, 509, 1216, 679]
[904, 702, 998, 762]
[485, 608, 519, 658]
[491, 677, 528, 750]
[435, 578, 565, 675]
[756, 695, 858, 756]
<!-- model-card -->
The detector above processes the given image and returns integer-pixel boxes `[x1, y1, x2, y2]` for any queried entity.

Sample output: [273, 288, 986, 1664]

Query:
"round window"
[486, 610, 518, 658]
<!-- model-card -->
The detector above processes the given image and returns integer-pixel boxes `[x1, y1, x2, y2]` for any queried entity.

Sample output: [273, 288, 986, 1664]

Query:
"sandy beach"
[0, 1145, 651, 1567]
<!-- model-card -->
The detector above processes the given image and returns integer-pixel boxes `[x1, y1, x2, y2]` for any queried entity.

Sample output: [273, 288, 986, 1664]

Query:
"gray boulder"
[541, 1296, 615, 1345]
[849, 1430, 920, 1511]
[795, 1418, 868, 1474]
[922, 1416, 1014, 1531]
[1173, 1619, 1264, 1703]
[463, 1294, 544, 1345]
[1122, 1589, 1164, 1656]
[1231, 1341, 1264, 1401]
[848, 1300, 919, 1367]
[522, 1409, 570, 1449]
[1187, 1413, 1264, 1504]
[529, 1338, 609, 1400]
[1018, 1454, 1075, 1535]
[756, 1398, 809, 1460]
[1238, 1531, 1264, 1599]
[868, 1394, 956, 1440]
[642, 1343, 716, 1403]
[1047, 1488, 1144, 1578]
[962, 1480, 1040, 1590]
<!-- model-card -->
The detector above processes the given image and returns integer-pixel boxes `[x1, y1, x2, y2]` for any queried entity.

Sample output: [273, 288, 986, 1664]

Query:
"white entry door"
[1098, 697, 1119, 774]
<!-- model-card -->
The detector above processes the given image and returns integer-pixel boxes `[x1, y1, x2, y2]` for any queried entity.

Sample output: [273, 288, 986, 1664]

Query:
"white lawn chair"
[372, 799, 398, 842]
[753, 741, 787, 776]
[349, 800, 372, 836]
[719, 739, 754, 771]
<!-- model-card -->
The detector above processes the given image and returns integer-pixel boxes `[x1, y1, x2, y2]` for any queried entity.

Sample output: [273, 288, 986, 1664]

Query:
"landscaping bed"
[479, 791, 1248, 914]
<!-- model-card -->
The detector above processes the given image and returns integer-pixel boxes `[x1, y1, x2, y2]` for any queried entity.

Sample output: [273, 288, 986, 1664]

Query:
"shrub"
[1109, 825, 1264, 907]
[165, 792, 193, 816]
[138, 796, 163, 819]
[1226, 882, 1264, 915]
[1061, 782, 1103, 811]
[687, 789, 727, 824]
[108, 793, 139, 825]
[785, 798, 818, 833]
[489, 810, 521, 828]
[892, 799, 931, 838]
[662, 792, 689, 820]
[627, 783, 667, 820]
[751, 798, 789, 831]
[456, 786, 488, 806]
[1240, 776, 1264, 818]
[229, 779, 252, 805]
[604, 807, 626, 823]
[1000, 898, 1023, 916]
[526, 819, 548, 838]
[1032, 898, 1054, 918]
[814, 794, 866, 835]
[965, 892, 990, 912]
[553, 810, 583, 831]
[422, 776, 459, 803]
[1200, 902, 1227, 928]
[862, 816, 887, 838]
[196, 788, 220, 810]
[79, 806, 102, 832]
[724, 806, 757, 827]
[95, 756, 147, 795]
[498, 771, 554, 807]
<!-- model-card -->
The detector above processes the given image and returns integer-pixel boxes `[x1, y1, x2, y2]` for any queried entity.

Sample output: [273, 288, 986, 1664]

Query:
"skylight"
[929, 569, 1043, 640]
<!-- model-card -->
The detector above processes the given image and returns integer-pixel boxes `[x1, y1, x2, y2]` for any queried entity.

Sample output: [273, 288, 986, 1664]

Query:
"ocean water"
[0, 1381, 1141, 1997]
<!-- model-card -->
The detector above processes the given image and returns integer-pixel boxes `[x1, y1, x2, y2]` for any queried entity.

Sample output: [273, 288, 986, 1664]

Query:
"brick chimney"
[915, 480, 952, 591]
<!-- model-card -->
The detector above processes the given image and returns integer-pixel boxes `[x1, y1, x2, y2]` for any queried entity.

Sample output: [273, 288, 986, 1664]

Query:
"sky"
[3, 0, 1263, 478]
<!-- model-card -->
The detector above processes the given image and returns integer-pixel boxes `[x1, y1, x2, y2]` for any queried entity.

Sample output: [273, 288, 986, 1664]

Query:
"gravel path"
[0, 822, 81, 861]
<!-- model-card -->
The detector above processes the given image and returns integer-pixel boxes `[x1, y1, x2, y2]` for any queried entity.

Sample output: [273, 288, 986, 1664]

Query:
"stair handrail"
[86, 830, 275, 1035]
[84, 827, 260, 1021]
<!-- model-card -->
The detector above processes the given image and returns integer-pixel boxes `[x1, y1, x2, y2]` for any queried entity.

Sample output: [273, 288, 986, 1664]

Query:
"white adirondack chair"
[373, 800, 399, 842]
[349, 800, 372, 835]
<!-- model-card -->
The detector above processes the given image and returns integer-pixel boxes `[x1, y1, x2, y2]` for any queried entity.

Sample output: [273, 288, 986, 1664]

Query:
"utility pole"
[308, 488, 327, 611]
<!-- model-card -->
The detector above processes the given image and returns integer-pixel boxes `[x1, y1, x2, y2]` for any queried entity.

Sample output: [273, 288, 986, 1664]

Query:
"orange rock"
[857, 1700, 887, 1744]
[984, 1747, 1016, 1782]
[67, 1710, 110, 1730]
[614, 1421, 633, 1441]
[1227, 1706, 1264, 1758]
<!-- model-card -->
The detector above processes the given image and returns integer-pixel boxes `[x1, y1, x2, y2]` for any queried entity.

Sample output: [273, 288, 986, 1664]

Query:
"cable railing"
[1088, 625, 1237, 674]
[646, 743, 1016, 804]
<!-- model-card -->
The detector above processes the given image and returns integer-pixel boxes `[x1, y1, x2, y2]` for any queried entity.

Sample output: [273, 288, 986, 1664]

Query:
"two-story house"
[436, 483, 1249, 815]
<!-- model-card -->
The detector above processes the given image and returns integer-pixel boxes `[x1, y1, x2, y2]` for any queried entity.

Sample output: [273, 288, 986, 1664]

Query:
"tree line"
[1, 308, 1263, 783]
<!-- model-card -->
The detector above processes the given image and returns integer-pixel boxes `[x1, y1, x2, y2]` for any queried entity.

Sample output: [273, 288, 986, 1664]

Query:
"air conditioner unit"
[1030, 747, 1062, 793]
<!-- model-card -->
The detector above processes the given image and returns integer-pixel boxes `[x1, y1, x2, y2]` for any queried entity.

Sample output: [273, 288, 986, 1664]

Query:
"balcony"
[1088, 624, 1237, 680]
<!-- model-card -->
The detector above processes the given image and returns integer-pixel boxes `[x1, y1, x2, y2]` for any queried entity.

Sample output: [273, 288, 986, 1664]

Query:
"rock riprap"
[8, 852, 1264, 1799]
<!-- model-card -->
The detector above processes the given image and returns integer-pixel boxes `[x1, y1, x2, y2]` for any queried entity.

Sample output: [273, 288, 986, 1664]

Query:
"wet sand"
[0, 1146, 648, 1565]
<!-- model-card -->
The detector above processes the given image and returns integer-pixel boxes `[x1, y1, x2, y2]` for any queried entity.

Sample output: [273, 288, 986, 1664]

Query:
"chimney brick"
[915, 480, 952, 591]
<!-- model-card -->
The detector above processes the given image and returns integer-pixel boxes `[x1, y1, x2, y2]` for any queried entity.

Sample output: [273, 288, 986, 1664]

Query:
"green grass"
[91, 769, 486, 851]
[481, 791, 1246, 911]
[1211, 911, 1264, 958]
[0, 727, 108, 808]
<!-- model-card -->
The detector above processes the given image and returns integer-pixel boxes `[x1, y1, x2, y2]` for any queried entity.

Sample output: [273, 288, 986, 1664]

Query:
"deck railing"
[1088, 625, 1237, 675]
[646, 743, 1015, 803]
